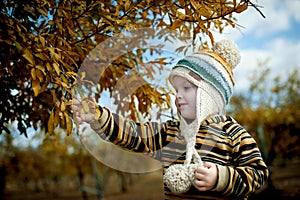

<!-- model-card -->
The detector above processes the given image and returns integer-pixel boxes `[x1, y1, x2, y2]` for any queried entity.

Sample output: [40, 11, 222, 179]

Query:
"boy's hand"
[194, 162, 218, 191]
[72, 97, 100, 124]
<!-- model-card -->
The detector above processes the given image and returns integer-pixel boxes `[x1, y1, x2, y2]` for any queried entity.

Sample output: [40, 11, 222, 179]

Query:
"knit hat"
[169, 39, 240, 105]
[164, 40, 240, 193]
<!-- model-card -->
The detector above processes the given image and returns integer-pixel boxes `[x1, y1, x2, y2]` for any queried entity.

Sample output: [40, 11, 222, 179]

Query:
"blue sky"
[214, 0, 300, 92]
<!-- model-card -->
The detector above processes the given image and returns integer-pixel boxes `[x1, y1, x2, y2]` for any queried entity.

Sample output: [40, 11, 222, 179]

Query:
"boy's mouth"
[177, 103, 187, 109]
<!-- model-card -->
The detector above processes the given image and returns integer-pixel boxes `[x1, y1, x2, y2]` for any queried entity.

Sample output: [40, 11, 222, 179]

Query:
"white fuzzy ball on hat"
[213, 40, 241, 69]
[164, 164, 192, 193]
[164, 163, 200, 193]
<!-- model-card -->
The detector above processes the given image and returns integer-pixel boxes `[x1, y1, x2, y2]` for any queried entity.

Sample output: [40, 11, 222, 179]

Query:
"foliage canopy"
[0, 0, 263, 135]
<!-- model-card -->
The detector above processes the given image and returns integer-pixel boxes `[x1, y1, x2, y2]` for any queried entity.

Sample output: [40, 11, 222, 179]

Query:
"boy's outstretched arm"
[72, 98, 166, 158]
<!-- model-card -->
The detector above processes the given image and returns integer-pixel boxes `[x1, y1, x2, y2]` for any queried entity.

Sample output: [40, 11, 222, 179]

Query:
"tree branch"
[247, 0, 266, 18]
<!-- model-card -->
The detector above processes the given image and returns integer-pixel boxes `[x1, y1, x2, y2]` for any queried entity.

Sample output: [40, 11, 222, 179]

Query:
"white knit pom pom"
[164, 163, 201, 193]
[164, 164, 192, 193]
[213, 40, 241, 69]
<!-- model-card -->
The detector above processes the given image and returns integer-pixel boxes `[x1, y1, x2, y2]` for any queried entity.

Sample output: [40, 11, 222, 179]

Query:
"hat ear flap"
[197, 81, 225, 121]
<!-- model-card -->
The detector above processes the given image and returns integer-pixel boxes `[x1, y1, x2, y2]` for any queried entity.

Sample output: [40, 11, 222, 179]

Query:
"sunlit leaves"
[22, 48, 35, 65]
[229, 62, 300, 164]
[0, 0, 261, 136]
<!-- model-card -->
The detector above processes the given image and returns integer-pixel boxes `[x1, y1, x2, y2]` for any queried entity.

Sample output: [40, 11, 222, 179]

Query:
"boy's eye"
[184, 86, 191, 90]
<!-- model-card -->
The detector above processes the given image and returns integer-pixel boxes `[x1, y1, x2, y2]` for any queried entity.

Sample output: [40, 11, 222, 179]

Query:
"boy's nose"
[176, 92, 183, 99]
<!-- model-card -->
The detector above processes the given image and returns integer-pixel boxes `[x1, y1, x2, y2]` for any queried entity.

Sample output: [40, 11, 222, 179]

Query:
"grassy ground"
[3, 170, 164, 200]
[4, 159, 300, 200]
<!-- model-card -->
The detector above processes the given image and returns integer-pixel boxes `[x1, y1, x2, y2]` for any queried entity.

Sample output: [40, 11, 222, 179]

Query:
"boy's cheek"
[175, 99, 178, 107]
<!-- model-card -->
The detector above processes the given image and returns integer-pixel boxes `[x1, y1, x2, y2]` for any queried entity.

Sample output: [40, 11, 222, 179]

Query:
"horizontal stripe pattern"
[173, 55, 233, 104]
[91, 108, 269, 199]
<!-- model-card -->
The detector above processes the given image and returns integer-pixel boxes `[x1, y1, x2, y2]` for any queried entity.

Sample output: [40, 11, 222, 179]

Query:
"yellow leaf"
[59, 111, 65, 128]
[176, 10, 186, 20]
[62, 76, 68, 84]
[198, 5, 212, 18]
[49, 47, 61, 60]
[36, 65, 46, 75]
[55, 48, 63, 52]
[62, 10, 71, 19]
[38, 35, 45, 48]
[64, 112, 73, 136]
[60, 81, 69, 88]
[31, 68, 36, 80]
[95, 109, 100, 120]
[116, 19, 122, 24]
[37, 7, 48, 16]
[51, 90, 57, 105]
[48, 20, 54, 25]
[22, 48, 35, 65]
[178, 0, 185, 7]
[15, 41, 22, 51]
[35, 53, 47, 61]
[36, 69, 44, 82]
[61, 101, 66, 112]
[190, 0, 200, 10]
[80, 71, 86, 81]
[224, 18, 235, 28]
[207, 31, 215, 46]
[53, 62, 61, 75]
[46, 62, 52, 71]
[171, 20, 183, 29]
[54, 109, 60, 125]
[125, 1, 131, 10]
[48, 109, 55, 135]
[175, 45, 186, 53]
[32, 79, 40, 96]
[81, 101, 89, 113]
[235, 3, 248, 13]
[16, 25, 21, 33]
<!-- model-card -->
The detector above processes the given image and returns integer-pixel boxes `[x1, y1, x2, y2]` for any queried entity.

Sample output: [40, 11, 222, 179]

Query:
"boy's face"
[172, 76, 197, 120]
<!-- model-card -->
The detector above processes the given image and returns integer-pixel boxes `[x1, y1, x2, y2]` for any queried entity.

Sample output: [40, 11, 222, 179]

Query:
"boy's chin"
[183, 117, 195, 124]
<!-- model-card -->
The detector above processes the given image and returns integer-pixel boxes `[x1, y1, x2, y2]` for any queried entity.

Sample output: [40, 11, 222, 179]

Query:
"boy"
[73, 40, 269, 199]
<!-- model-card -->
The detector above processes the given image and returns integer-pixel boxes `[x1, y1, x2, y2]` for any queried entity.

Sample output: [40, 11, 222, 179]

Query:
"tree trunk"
[0, 165, 6, 199]
[91, 159, 104, 200]
[77, 165, 88, 200]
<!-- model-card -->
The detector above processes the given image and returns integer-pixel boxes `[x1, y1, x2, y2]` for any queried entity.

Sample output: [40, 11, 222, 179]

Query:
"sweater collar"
[201, 115, 235, 126]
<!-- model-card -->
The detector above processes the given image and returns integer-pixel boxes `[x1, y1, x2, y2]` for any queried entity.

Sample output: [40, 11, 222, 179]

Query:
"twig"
[247, 0, 266, 18]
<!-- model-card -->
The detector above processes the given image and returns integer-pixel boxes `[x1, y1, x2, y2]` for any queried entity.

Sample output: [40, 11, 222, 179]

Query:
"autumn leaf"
[48, 109, 55, 135]
[235, 3, 248, 13]
[32, 79, 40, 97]
[31, 68, 37, 80]
[64, 112, 73, 136]
[22, 48, 35, 65]
[53, 62, 61, 75]
[95, 109, 101, 120]
[81, 100, 90, 114]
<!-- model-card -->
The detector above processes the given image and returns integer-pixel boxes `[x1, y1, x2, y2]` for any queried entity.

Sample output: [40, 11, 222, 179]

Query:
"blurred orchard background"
[1, 0, 299, 199]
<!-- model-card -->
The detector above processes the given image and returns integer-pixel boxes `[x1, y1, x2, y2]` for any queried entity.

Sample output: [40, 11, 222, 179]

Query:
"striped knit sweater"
[90, 107, 269, 200]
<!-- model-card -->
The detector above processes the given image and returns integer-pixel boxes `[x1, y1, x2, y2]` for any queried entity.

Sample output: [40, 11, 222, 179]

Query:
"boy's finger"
[202, 161, 213, 168]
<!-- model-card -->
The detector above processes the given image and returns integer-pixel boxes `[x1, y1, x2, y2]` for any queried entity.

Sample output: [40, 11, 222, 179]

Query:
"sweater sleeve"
[212, 122, 269, 198]
[89, 106, 167, 159]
